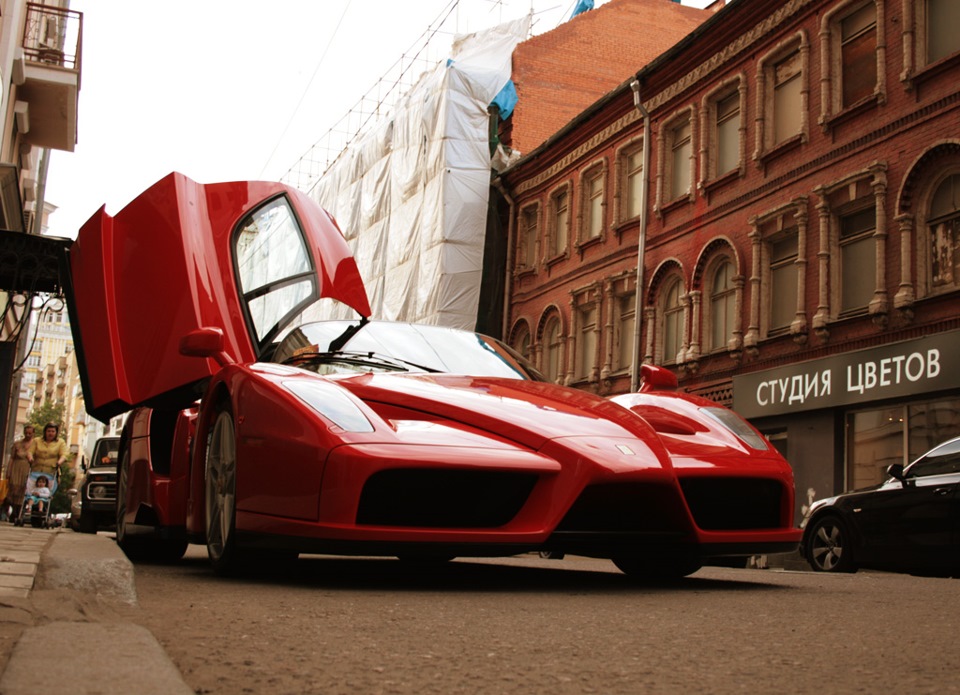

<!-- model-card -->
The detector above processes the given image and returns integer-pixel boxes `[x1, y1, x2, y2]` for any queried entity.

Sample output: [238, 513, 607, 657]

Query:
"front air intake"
[357, 469, 537, 528]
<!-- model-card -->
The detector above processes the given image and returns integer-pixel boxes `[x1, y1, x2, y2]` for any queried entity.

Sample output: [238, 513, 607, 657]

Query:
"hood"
[65, 173, 370, 422]
[335, 372, 655, 451]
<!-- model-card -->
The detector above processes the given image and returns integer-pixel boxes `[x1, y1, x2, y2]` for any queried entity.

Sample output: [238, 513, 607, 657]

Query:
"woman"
[33, 422, 67, 476]
[5, 424, 35, 510]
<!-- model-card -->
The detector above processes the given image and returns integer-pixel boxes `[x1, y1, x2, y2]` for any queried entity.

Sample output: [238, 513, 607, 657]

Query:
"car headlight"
[283, 380, 375, 432]
[700, 407, 769, 450]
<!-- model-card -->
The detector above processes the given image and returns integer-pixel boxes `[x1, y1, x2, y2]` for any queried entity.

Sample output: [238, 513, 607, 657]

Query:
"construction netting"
[303, 17, 529, 330]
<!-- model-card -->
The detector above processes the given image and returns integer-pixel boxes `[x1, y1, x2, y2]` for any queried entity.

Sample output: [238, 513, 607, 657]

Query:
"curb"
[0, 527, 192, 694]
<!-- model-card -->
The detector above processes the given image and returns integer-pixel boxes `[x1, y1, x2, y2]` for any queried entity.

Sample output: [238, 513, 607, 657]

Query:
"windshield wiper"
[282, 349, 440, 374]
[329, 316, 368, 352]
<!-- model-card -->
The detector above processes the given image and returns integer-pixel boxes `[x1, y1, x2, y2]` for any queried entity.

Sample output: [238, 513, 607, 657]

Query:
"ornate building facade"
[496, 0, 960, 520]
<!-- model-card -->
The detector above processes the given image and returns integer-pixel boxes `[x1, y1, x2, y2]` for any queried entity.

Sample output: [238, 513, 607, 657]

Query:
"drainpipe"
[493, 178, 516, 340]
[629, 79, 651, 392]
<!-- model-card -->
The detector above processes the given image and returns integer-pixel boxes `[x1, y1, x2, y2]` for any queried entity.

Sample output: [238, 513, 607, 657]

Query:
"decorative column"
[893, 212, 916, 321]
[812, 194, 831, 340]
[744, 223, 762, 356]
[869, 164, 890, 326]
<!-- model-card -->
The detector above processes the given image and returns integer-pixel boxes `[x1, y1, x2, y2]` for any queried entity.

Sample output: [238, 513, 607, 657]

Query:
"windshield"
[273, 321, 544, 381]
[89, 438, 120, 468]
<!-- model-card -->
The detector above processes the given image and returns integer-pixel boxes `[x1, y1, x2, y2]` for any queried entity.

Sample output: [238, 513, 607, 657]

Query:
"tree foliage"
[27, 401, 65, 432]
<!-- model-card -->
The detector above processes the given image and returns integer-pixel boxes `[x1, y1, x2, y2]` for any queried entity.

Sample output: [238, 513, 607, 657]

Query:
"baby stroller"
[14, 470, 59, 528]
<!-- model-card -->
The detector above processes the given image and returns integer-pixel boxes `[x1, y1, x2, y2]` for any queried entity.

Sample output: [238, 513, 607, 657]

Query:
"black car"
[800, 436, 960, 575]
[70, 436, 120, 533]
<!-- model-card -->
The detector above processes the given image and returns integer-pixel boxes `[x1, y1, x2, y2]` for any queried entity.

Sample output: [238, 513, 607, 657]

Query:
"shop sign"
[732, 331, 960, 418]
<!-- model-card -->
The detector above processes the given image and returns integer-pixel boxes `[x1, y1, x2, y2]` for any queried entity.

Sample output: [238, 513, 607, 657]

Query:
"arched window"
[511, 323, 531, 362]
[709, 260, 736, 352]
[661, 278, 684, 364]
[929, 173, 960, 291]
[542, 317, 563, 383]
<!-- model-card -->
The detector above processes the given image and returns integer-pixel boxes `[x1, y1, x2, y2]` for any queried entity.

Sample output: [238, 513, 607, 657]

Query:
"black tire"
[78, 508, 97, 534]
[612, 554, 702, 581]
[805, 515, 857, 573]
[539, 551, 565, 560]
[115, 443, 187, 563]
[205, 402, 242, 575]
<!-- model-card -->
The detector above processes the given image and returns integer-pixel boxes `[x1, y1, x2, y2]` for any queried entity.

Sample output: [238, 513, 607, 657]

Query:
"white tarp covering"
[306, 17, 529, 330]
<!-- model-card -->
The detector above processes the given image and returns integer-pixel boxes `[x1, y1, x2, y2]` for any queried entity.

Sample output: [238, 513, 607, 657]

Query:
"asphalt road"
[127, 547, 958, 695]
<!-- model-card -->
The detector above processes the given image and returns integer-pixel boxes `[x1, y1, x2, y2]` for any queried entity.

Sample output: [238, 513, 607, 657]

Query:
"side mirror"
[886, 463, 906, 482]
[638, 363, 678, 392]
[179, 327, 232, 367]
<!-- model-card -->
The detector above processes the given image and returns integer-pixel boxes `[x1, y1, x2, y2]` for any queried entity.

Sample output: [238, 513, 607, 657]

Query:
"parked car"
[63, 173, 801, 578]
[69, 436, 121, 533]
[800, 436, 960, 575]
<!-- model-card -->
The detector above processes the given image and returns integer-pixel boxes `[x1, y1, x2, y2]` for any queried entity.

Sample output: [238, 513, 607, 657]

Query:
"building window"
[902, 0, 960, 86]
[929, 173, 960, 291]
[715, 91, 740, 177]
[820, 1, 884, 128]
[769, 231, 799, 331]
[542, 317, 563, 384]
[755, 33, 809, 159]
[548, 187, 570, 259]
[615, 292, 635, 372]
[839, 207, 877, 312]
[846, 397, 960, 490]
[619, 143, 644, 222]
[670, 117, 692, 200]
[660, 277, 684, 364]
[773, 51, 802, 145]
[812, 164, 887, 333]
[709, 260, 736, 352]
[926, 0, 960, 64]
[581, 165, 605, 241]
[840, 3, 877, 107]
[518, 204, 539, 271]
[577, 303, 598, 382]
[511, 322, 531, 362]
[701, 78, 745, 189]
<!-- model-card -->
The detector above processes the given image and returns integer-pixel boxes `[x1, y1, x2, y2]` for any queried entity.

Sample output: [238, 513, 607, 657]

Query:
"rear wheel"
[805, 515, 856, 573]
[612, 554, 702, 581]
[115, 445, 187, 563]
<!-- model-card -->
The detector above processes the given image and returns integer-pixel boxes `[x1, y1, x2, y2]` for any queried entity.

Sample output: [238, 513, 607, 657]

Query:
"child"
[24, 475, 52, 516]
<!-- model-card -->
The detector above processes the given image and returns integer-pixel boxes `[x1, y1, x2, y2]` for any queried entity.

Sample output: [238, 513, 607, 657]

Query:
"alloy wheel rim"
[811, 522, 842, 570]
[205, 411, 236, 562]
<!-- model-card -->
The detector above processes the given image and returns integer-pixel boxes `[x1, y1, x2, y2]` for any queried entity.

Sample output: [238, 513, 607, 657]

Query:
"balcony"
[14, 3, 82, 152]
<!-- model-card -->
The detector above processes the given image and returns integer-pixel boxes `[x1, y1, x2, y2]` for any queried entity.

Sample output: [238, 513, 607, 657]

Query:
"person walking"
[33, 422, 67, 475]
[5, 424, 36, 516]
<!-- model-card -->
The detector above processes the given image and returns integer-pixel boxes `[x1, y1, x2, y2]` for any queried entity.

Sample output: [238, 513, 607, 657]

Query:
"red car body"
[65, 172, 800, 577]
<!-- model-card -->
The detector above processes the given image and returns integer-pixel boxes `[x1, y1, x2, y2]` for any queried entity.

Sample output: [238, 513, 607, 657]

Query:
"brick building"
[495, 0, 960, 520]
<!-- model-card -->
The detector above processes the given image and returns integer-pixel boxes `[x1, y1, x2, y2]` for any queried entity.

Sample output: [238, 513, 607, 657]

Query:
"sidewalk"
[0, 523, 192, 694]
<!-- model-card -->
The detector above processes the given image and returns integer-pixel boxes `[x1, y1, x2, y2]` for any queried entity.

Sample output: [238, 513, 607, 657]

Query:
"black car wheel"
[206, 403, 240, 575]
[78, 506, 97, 534]
[116, 443, 187, 563]
[805, 515, 857, 573]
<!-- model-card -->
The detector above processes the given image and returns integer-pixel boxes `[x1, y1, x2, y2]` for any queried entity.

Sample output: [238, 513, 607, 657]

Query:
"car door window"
[235, 197, 317, 348]
[906, 439, 960, 478]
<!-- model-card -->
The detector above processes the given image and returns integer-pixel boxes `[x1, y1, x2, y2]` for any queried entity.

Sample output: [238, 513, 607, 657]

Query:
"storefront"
[732, 330, 960, 524]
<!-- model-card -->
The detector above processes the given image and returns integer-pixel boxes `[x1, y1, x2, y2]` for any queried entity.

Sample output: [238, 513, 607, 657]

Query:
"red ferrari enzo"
[64, 172, 800, 578]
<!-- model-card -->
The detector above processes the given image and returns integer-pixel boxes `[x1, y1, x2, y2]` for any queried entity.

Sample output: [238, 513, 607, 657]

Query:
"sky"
[44, 0, 712, 240]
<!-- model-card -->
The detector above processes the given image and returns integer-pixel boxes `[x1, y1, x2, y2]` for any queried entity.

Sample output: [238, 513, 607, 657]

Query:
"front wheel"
[612, 554, 702, 581]
[206, 404, 240, 575]
[805, 515, 857, 573]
